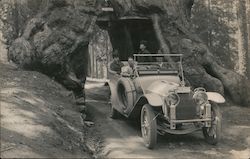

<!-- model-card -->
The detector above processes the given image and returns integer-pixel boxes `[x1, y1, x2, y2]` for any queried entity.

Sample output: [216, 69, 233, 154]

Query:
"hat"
[112, 50, 119, 58]
[140, 40, 147, 46]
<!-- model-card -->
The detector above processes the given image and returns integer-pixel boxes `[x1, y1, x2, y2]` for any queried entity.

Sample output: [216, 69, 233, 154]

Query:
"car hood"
[146, 80, 191, 97]
[135, 75, 180, 90]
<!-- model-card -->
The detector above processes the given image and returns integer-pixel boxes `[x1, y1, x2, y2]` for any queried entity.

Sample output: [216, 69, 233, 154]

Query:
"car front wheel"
[202, 104, 222, 145]
[141, 104, 157, 149]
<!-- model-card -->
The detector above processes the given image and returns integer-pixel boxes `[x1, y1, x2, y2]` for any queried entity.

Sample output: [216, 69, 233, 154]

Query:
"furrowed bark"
[151, 13, 175, 68]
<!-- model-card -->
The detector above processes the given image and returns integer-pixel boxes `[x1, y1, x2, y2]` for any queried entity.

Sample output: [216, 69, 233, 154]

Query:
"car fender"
[207, 92, 225, 103]
[144, 93, 163, 107]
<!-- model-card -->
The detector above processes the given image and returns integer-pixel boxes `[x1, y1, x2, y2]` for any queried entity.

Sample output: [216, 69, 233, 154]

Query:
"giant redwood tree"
[7, 0, 250, 106]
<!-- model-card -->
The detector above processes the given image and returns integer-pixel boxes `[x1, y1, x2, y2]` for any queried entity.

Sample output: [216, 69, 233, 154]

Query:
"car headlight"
[166, 92, 180, 106]
[193, 89, 208, 105]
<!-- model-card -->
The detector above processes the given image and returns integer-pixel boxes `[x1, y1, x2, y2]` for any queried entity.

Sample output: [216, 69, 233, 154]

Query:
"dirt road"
[85, 81, 250, 159]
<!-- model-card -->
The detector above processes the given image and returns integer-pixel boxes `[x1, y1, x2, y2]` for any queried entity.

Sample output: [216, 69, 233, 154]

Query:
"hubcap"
[142, 109, 150, 141]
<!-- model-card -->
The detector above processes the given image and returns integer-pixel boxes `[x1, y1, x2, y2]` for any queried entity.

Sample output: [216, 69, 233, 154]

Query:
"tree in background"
[248, 0, 250, 78]
[0, 0, 48, 47]
[192, 0, 250, 78]
[237, 0, 248, 77]
[191, 0, 237, 70]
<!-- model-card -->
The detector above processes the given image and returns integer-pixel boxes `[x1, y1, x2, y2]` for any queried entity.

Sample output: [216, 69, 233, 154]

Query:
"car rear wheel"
[202, 103, 222, 145]
[117, 78, 136, 114]
[141, 104, 157, 149]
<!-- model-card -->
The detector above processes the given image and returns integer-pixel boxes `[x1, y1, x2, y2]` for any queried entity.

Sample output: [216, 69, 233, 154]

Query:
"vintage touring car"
[108, 54, 225, 149]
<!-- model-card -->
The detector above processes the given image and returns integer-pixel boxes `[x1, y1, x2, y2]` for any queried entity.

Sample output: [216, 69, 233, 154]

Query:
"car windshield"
[133, 54, 183, 73]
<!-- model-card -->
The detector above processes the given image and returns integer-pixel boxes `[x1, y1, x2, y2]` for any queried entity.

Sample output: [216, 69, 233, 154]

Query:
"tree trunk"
[7, 0, 250, 106]
[237, 0, 248, 76]
[151, 14, 175, 67]
[151, 14, 170, 54]
[247, 0, 250, 78]
[206, 0, 212, 48]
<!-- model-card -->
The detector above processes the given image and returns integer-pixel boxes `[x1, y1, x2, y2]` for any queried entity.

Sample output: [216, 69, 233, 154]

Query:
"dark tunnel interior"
[97, 18, 159, 61]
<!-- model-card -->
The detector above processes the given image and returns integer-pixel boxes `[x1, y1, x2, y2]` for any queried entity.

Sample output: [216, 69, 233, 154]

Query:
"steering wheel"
[146, 64, 161, 69]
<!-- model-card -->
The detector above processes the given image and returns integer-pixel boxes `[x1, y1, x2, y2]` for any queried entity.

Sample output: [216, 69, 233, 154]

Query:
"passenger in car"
[138, 40, 153, 62]
[109, 50, 124, 74]
[121, 57, 135, 77]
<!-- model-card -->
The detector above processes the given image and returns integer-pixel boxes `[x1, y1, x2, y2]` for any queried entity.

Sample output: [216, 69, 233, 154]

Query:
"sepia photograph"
[0, 0, 250, 158]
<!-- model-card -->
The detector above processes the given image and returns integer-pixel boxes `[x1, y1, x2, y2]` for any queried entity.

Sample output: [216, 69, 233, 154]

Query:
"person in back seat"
[109, 50, 124, 75]
[138, 40, 153, 62]
[121, 57, 135, 77]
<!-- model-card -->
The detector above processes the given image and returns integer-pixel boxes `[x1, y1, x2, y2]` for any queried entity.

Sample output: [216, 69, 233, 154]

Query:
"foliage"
[0, 1, 17, 45]
[0, 0, 48, 47]
[191, 0, 238, 70]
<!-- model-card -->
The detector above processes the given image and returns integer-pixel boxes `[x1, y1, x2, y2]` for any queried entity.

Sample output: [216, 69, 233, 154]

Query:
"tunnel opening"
[88, 16, 160, 79]
[105, 17, 160, 61]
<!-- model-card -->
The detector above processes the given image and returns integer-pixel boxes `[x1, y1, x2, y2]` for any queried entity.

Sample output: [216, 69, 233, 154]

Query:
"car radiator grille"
[176, 94, 198, 120]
